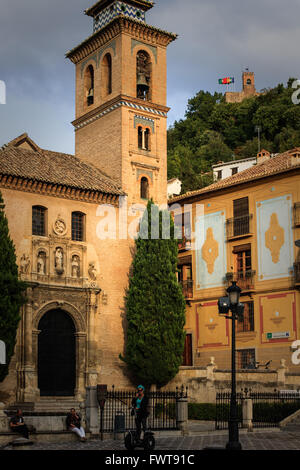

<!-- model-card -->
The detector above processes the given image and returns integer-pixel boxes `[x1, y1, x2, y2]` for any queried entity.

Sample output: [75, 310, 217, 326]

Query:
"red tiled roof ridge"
[0, 141, 124, 195]
[169, 149, 300, 202]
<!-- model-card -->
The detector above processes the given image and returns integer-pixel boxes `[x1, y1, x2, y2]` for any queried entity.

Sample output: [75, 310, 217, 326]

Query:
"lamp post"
[218, 281, 244, 451]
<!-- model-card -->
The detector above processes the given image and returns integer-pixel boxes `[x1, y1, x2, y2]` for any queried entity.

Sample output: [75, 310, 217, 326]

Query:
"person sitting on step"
[66, 408, 87, 442]
[9, 409, 30, 440]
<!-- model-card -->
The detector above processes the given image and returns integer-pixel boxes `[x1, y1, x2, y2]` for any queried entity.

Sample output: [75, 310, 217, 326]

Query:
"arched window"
[140, 177, 149, 200]
[84, 65, 94, 106]
[145, 128, 150, 151]
[72, 212, 85, 241]
[138, 127, 150, 151]
[246, 78, 252, 85]
[32, 206, 47, 236]
[101, 53, 112, 97]
[136, 50, 151, 101]
[138, 126, 143, 149]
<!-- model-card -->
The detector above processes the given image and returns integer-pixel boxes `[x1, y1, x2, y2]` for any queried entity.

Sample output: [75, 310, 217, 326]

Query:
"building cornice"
[66, 15, 177, 64]
[0, 174, 121, 206]
[72, 94, 169, 130]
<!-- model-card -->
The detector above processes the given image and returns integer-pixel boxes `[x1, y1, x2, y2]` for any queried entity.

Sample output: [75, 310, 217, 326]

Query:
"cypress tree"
[121, 200, 186, 387]
[0, 191, 26, 382]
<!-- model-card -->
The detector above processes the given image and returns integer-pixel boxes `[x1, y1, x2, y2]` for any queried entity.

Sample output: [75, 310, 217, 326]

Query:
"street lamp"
[218, 281, 244, 451]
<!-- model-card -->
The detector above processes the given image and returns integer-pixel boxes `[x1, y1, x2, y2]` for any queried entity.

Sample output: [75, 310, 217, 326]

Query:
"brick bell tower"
[66, 0, 177, 205]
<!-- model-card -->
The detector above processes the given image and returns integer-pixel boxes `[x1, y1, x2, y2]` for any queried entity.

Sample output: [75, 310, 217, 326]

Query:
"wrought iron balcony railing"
[178, 236, 192, 252]
[294, 262, 300, 286]
[225, 270, 256, 292]
[226, 214, 253, 239]
[180, 279, 193, 299]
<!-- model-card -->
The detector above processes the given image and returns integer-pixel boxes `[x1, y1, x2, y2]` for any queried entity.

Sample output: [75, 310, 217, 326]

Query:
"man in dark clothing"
[131, 385, 149, 442]
[9, 409, 29, 439]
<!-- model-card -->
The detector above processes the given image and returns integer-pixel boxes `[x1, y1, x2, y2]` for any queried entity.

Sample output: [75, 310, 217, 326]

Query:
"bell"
[137, 72, 149, 88]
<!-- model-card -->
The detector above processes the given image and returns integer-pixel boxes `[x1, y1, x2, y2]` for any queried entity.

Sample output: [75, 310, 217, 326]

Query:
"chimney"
[256, 149, 271, 164]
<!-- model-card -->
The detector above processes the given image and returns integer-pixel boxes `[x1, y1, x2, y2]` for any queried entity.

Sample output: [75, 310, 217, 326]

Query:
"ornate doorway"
[38, 309, 76, 396]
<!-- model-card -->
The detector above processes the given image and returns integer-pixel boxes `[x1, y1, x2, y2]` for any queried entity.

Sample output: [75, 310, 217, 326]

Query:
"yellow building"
[170, 149, 300, 372]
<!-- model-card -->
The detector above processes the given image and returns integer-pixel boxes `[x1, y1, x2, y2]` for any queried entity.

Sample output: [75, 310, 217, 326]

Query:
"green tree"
[0, 192, 27, 382]
[120, 201, 186, 388]
[167, 79, 300, 192]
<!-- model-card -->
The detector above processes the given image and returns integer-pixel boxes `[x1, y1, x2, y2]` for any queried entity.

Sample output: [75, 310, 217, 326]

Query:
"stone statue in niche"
[55, 247, 64, 274]
[88, 262, 97, 281]
[20, 254, 30, 274]
[37, 251, 46, 275]
[71, 255, 80, 278]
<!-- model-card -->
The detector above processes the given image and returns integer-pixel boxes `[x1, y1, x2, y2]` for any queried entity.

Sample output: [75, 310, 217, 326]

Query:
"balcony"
[294, 262, 300, 287]
[178, 236, 192, 252]
[294, 203, 300, 227]
[225, 270, 256, 293]
[226, 214, 253, 240]
[180, 280, 193, 299]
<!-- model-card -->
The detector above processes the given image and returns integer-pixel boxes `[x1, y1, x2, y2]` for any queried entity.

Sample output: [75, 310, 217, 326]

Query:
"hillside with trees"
[167, 78, 300, 194]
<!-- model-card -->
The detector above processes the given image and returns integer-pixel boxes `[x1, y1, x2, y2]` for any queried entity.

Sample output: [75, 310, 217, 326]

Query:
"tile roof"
[0, 135, 124, 196]
[170, 149, 300, 203]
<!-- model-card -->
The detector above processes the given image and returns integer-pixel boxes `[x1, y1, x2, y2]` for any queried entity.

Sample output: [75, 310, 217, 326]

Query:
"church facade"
[0, 0, 177, 405]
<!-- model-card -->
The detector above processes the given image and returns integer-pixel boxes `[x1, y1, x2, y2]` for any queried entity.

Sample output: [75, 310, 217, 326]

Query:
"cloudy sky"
[0, 0, 299, 154]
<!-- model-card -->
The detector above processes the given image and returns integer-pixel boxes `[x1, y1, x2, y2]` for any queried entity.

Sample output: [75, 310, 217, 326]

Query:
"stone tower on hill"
[225, 70, 260, 103]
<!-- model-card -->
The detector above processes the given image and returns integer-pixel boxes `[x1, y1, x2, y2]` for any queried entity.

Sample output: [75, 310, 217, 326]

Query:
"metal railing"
[216, 390, 300, 430]
[178, 237, 192, 251]
[226, 214, 253, 239]
[180, 280, 193, 299]
[225, 271, 256, 292]
[215, 392, 243, 430]
[101, 386, 188, 433]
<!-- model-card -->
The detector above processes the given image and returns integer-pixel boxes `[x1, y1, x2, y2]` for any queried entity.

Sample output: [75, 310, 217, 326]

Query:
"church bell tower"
[66, 0, 177, 205]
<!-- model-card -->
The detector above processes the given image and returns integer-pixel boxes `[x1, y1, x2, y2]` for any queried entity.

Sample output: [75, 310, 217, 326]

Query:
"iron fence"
[250, 391, 300, 428]
[215, 392, 243, 430]
[100, 386, 188, 433]
[216, 390, 300, 430]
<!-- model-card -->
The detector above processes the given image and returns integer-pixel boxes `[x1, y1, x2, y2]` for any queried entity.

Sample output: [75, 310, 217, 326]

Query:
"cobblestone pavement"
[3, 430, 300, 450]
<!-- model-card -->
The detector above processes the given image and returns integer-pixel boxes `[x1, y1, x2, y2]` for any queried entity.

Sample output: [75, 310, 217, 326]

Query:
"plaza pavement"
[2, 428, 300, 450]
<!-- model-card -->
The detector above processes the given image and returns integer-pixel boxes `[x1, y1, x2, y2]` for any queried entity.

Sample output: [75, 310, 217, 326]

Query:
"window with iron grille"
[32, 206, 46, 236]
[72, 212, 85, 241]
[237, 302, 254, 333]
[233, 197, 250, 236]
[294, 202, 300, 226]
[237, 348, 255, 369]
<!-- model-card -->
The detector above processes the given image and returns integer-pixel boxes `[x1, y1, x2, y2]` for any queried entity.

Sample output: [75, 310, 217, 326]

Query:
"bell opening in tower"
[136, 50, 151, 101]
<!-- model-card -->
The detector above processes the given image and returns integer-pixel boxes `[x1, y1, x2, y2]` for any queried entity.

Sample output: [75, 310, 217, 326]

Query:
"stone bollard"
[176, 398, 188, 435]
[242, 398, 253, 432]
[85, 386, 100, 435]
[277, 359, 288, 387]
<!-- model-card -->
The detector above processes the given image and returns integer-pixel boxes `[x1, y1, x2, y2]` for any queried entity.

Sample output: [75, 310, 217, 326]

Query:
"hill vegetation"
[167, 78, 300, 193]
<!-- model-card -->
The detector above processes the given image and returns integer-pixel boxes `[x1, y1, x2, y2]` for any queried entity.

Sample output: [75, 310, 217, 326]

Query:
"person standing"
[66, 408, 87, 442]
[131, 385, 149, 442]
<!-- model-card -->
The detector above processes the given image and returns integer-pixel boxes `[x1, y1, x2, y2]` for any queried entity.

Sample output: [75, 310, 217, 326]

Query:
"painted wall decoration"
[195, 211, 226, 289]
[259, 292, 296, 344]
[256, 195, 293, 280]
